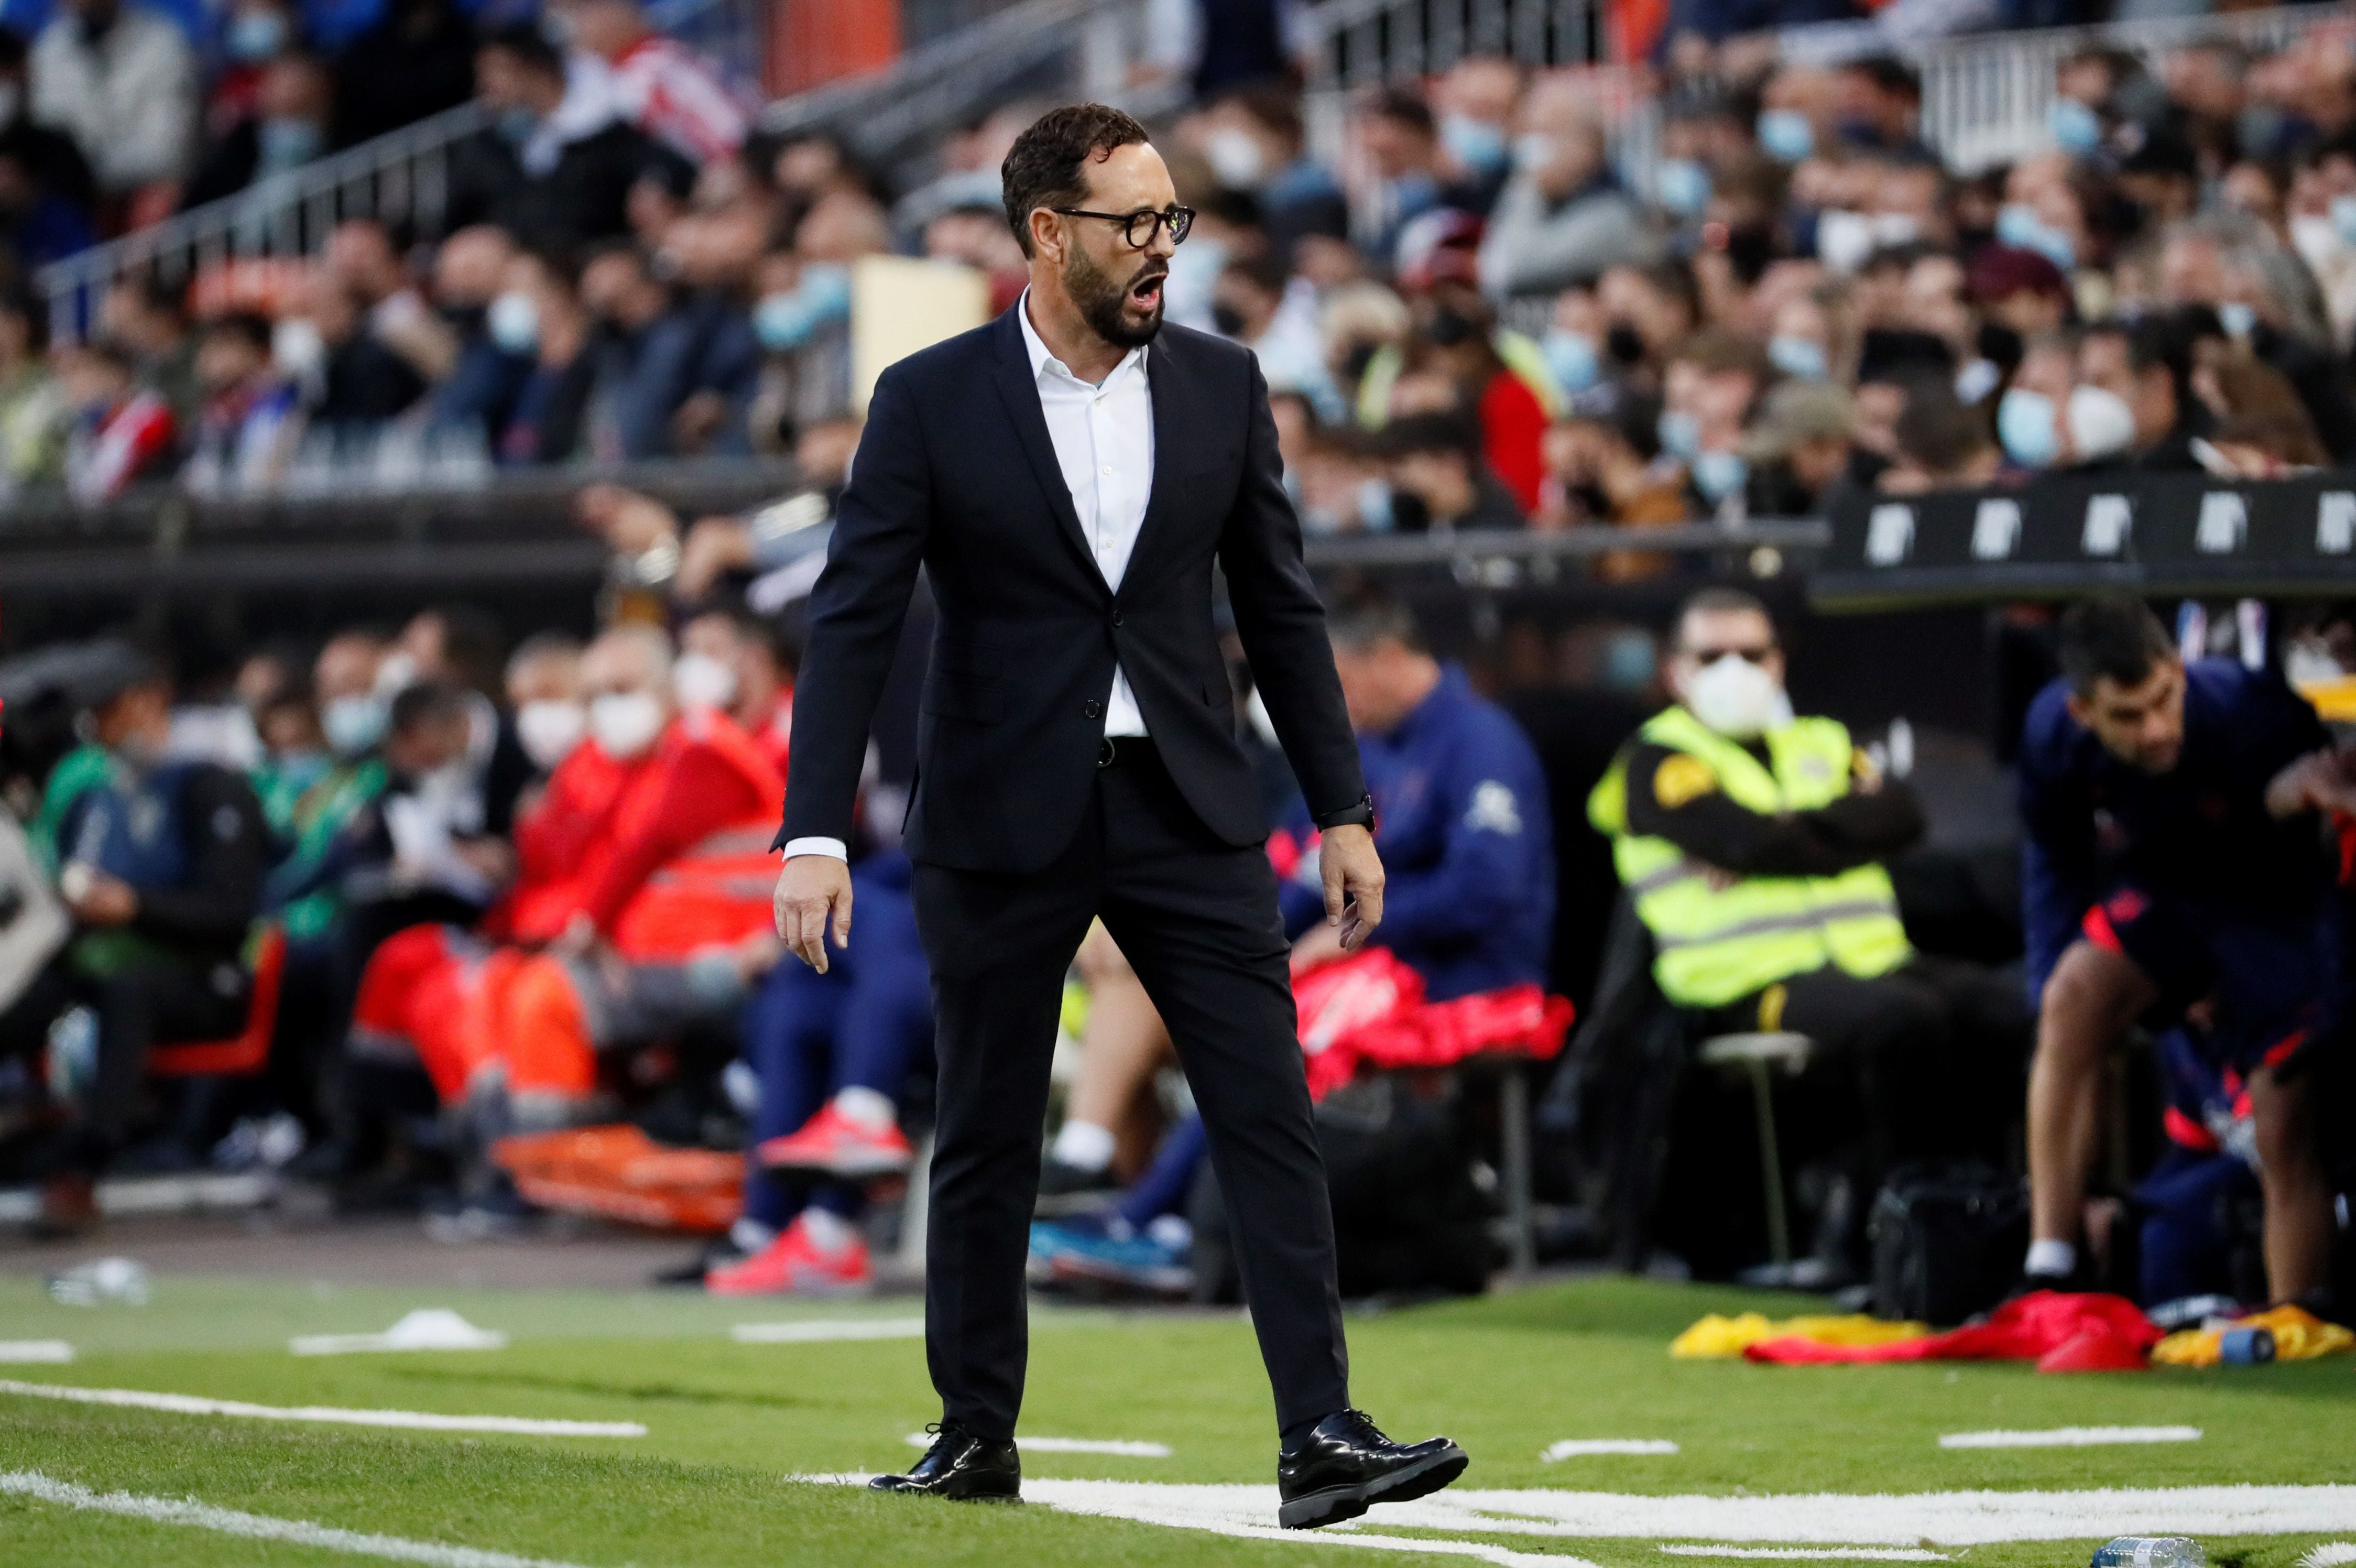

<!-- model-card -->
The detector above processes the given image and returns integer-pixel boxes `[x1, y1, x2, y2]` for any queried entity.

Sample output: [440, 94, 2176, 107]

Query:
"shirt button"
[1084, 699, 1103, 720]
[1100, 465, 1114, 475]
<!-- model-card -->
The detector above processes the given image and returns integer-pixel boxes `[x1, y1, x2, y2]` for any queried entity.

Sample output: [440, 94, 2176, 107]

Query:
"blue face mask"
[2335, 194, 2356, 246]
[2048, 98, 2102, 153]
[1996, 387, 2058, 469]
[1541, 329, 1601, 395]
[1602, 628, 1656, 692]
[1996, 203, 2075, 271]
[1357, 478, 1394, 533]
[1692, 448, 1748, 503]
[1768, 335, 1828, 380]
[1657, 408, 1700, 460]
[256, 116, 322, 173]
[1440, 114, 1509, 177]
[1756, 110, 1814, 164]
[487, 290, 539, 355]
[2218, 301, 2256, 339]
[1656, 158, 1710, 217]
[225, 7, 286, 61]
[751, 264, 853, 352]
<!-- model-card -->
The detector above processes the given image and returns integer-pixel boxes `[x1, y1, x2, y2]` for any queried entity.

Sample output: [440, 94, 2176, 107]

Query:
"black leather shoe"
[1276, 1409, 1467, 1529]
[869, 1424, 1021, 1502]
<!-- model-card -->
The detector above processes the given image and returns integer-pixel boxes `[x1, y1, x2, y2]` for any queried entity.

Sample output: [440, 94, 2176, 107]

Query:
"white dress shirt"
[784, 291, 1158, 863]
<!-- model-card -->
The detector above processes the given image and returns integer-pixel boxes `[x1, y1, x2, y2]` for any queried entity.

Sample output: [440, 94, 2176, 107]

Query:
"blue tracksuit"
[2135, 1026, 2261, 1306]
[2017, 659, 2330, 1064]
[1279, 663, 1554, 1000]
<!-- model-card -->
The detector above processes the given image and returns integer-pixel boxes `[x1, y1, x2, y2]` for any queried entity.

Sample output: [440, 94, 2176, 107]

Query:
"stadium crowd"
[2, 0, 2356, 1323]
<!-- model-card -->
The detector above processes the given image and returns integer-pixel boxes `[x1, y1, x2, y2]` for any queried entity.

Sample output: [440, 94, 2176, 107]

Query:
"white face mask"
[672, 651, 738, 710]
[2066, 384, 2136, 460]
[1679, 654, 1791, 739]
[1202, 125, 1264, 190]
[588, 690, 667, 760]
[321, 694, 387, 757]
[514, 699, 586, 770]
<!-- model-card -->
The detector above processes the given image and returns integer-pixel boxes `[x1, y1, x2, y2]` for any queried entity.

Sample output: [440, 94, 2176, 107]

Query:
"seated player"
[2019, 595, 2341, 1305]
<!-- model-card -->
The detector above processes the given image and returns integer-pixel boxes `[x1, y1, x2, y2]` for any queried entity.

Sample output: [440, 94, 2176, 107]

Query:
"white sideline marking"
[0, 1380, 645, 1437]
[1938, 1426, 2201, 1450]
[901, 1432, 1171, 1457]
[1543, 1440, 1678, 1461]
[0, 1341, 73, 1364]
[802, 1475, 2356, 1563]
[1660, 1549, 1949, 1561]
[2301, 1548, 2356, 1568]
[293, 1309, 509, 1357]
[732, 1317, 926, 1344]
[1, 1469, 595, 1568]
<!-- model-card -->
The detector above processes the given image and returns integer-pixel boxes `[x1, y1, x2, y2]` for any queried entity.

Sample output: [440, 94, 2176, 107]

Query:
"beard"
[1065, 242, 1167, 349]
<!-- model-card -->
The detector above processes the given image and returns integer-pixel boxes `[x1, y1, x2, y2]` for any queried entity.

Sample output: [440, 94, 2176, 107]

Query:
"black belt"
[1097, 734, 1156, 768]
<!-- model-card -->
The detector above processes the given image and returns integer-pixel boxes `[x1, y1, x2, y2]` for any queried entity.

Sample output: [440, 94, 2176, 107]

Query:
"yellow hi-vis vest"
[1588, 705, 1913, 1009]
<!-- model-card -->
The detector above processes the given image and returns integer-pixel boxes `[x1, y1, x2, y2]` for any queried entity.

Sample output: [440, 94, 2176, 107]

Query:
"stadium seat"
[1696, 1031, 1817, 1267]
[148, 925, 288, 1079]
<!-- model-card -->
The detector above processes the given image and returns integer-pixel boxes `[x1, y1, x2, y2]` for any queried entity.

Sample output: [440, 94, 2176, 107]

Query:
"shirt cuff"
[781, 836, 849, 861]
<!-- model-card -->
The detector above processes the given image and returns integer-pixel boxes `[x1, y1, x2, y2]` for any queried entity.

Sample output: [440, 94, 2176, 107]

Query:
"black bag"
[1868, 1161, 2028, 1325]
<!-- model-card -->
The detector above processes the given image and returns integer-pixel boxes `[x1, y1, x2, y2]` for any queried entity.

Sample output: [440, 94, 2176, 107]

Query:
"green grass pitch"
[0, 1272, 2351, 1567]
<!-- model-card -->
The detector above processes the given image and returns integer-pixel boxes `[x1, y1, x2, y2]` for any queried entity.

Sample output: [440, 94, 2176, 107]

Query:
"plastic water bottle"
[2091, 1539, 2206, 1568]
[2218, 1326, 2276, 1365]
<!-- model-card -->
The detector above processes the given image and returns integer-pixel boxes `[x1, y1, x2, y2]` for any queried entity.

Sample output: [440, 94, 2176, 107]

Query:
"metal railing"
[1303, 0, 1605, 89]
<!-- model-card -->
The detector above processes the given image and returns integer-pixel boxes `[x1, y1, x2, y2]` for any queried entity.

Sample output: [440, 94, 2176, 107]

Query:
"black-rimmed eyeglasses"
[1050, 205, 1195, 248]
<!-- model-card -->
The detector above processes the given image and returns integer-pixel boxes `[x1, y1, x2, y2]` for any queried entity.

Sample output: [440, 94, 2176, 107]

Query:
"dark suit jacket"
[780, 305, 1367, 874]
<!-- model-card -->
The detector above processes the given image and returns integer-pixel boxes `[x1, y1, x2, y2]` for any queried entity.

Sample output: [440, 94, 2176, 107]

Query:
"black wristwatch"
[1314, 793, 1377, 832]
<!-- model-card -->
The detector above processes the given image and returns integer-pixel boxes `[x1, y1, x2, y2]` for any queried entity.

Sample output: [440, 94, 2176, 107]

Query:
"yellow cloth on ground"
[1672, 1312, 1929, 1359]
[2152, 1304, 2355, 1367]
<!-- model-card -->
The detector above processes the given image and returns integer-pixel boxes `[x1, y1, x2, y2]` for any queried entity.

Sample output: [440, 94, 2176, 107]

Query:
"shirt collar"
[1017, 287, 1148, 389]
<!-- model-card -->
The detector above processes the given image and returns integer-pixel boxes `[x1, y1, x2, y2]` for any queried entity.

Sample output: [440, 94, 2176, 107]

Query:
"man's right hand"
[774, 855, 854, 974]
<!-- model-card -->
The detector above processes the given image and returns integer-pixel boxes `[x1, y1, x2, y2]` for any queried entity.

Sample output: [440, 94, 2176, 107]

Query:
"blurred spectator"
[330, 0, 473, 148]
[29, 0, 194, 202]
[558, 0, 747, 165]
[674, 603, 792, 774]
[0, 24, 94, 268]
[506, 630, 586, 777]
[1352, 86, 1446, 266]
[58, 336, 174, 499]
[323, 218, 458, 384]
[1143, 0, 1306, 102]
[486, 249, 595, 465]
[1198, 88, 1347, 264]
[1878, 378, 2000, 493]
[0, 275, 64, 493]
[1479, 78, 1656, 301]
[1431, 54, 1522, 217]
[1661, 328, 1768, 514]
[183, 309, 301, 493]
[1211, 250, 1341, 421]
[1739, 378, 1852, 516]
[183, 49, 333, 209]
[2077, 313, 2208, 471]
[96, 270, 198, 426]
[445, 24, 691, 254]
[1381, 409, 1526, 532]
[580, 236, 755, 460]
[204, 0, 293, 140]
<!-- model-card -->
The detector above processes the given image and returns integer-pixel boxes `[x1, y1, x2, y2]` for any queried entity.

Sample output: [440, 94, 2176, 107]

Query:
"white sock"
[1050, 1119, 1116, 1172]
[729, 1217, 776, 1254]
[832, 1085, 897, 1132]
[2024, 1238, 2077, 1279]
[799, 1207, 856, 1255]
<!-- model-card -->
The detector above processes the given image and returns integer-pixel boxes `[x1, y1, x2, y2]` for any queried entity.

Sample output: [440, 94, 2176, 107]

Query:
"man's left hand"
[1318, 823, 1384, 952]
[2266, 748, 2356, 819]
[66, 870, 137, 928]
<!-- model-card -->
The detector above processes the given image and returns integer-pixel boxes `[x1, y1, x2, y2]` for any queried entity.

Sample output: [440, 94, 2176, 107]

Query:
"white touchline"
[0, 1380, 645, 1437]
[2302, 1548, 2356, 1568]
[1938, 1426, 2202, 1450]
[1660, 1548, 1949, 1561]
[1, 1469, 597, 1568]
[900, 1432, 1172, 1456]
[0, 1341, 74, 1364]
[1544, 1440, 1678, 1461]
[732, 1318, 926, 1344]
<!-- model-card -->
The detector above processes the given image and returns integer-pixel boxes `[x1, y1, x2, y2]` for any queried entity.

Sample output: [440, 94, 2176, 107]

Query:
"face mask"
[1873, 213, 1918, 246]
[1681, 652, 1790, 738]
[1756, 109, 1813, 164]
[2218, 301, 2256, 339]
[1997, 387, 2058, 467]
[1657, 408, 1700, 460]
[1209, 300, 1247, 337]
[1815, 209, 1877, 274]
[672, 651, 738, 710]
[1605, 320, 1646, 366]
[1426, 306, 1477, 347]
[1692, 448, 1748, 503]
[589, 690, 666, 760]
[2066, 383, 2135, 459]
[256, 116, 322, 173]
[272, 315, 325, 383]
[1656, 158, 1710, 217]
[1512, 133, 1556, 172]
[2290, 213, 2341, 269]
[514, 699, 585, 769]
[1356, 477, 1394, 532]
[2048, 97, 2102, 153]
[226, 8, 287, 60]
[2335, 194, 2356, 246]
[1542, 328, 1600, 394]
[1202, 125, 1264, 189]
[487, 290, 539, 355]
[1441, 114, 1509, 177]
[1768, 334, 1827, 380]
[322, 694, 387, 756]
[750, 263, 852, 352]
[1602, 629, 1656, 692]
[495, 105, 538, 147]
[1996, 204, 2075, 271]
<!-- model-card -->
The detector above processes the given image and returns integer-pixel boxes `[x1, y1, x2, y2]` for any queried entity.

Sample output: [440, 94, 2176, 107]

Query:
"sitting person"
[0, 647, 268, 1230]
[2135, 1018, 2265, 1309]
[1031, 589, 1556, 1289]
[1587, 587, 2027, 1253]
[675, 602, 794, 777]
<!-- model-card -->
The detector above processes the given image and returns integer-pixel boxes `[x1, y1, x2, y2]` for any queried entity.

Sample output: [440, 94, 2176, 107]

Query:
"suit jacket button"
[1083, 699, 1103, 720]
[1111, 609, 1125, 627]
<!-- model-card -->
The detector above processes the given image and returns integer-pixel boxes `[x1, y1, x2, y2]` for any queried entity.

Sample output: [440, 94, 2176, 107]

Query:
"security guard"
[1589, 588, 2025, 1182]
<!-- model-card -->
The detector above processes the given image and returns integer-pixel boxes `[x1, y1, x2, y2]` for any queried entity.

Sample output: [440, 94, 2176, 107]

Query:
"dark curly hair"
[1000, 103, 1152, 259]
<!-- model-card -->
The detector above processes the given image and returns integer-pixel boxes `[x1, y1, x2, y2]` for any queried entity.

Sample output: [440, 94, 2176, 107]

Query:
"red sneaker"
[705, 1216, 874, 1296]
[757, 1103, 913, 1179]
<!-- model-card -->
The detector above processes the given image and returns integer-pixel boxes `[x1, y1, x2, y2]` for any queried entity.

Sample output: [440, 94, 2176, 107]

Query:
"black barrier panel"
[1814, 472, 2356, 607]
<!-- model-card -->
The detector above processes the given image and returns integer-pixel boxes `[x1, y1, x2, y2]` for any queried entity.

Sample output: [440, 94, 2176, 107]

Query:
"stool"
[148, 927, 288, 1078]
[1697, 1031, 1815, 1266]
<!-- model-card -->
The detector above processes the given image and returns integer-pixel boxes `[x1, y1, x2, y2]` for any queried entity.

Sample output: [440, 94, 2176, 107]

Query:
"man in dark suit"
[770, 104, 1468, 1530]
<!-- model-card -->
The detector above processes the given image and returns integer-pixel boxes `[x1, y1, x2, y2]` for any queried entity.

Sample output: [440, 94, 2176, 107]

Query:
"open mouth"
[1128, 270, 1166, 311]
